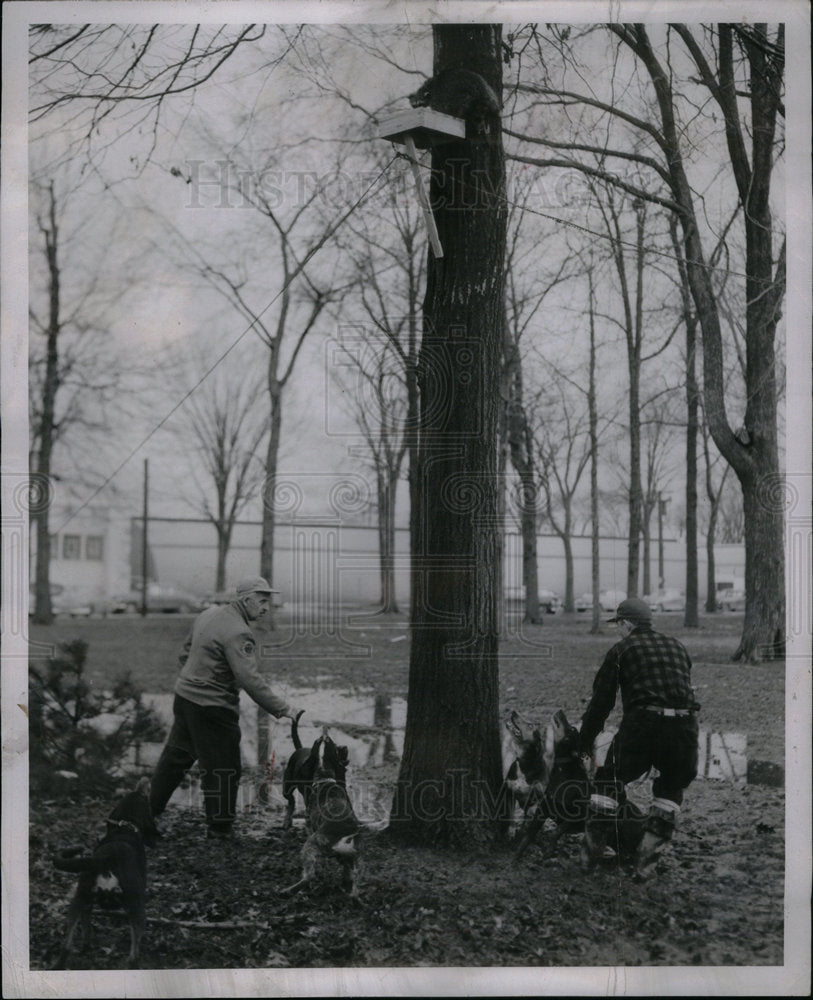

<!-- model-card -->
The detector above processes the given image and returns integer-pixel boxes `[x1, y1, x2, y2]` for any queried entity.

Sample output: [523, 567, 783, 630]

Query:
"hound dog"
[279, 728, 362, 897]
[501, 710, 550, 839]
[281, 710, 349, 830]
[513, 710, 647, 863]
[52, 776, 159, 968]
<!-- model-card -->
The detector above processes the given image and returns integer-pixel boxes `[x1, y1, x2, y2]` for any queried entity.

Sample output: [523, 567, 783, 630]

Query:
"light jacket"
[174, 600, 289, 718]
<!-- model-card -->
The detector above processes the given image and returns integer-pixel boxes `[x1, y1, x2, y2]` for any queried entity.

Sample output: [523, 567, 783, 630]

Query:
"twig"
[150, 915, 300, 930]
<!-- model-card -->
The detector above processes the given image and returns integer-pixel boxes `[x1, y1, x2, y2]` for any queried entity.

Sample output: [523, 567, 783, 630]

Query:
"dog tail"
[290, 709, 306, 750]
[53, 847, 103, 874]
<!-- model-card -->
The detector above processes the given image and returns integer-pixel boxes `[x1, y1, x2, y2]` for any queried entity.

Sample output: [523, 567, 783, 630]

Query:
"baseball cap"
[607, 597, 652, 625]
[235, 576, 275, 596]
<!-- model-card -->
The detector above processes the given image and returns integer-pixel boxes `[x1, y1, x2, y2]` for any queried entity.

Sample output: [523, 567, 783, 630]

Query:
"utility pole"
[141, 458, 149, 617]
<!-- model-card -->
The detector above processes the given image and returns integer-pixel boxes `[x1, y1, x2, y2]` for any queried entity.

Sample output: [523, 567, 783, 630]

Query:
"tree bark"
[623, 23, 785, 660]
[32, 183, 60, 625]
[671, 221, 701, 628]
[505, 354, 542, 624]
[392, 24, 507, 845]
[377, 470, 399, 613]
[587, 270, 602, 634]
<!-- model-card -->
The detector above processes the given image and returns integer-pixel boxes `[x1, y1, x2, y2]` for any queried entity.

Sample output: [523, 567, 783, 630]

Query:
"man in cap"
[150, 577, 303, 840]
[578, 596, 700, 877]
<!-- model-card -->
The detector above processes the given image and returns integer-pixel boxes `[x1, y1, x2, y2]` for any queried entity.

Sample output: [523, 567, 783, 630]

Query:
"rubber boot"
[634, 798, 679, 879]
[579, 794, 619, 872]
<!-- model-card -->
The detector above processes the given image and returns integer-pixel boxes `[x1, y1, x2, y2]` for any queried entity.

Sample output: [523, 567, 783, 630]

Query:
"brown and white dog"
[279, 728, 362, 897]
[281, 710, 349, 831]
[52, 776, 159, 968]
[501, 710, 550, 838]
[513, 709, 647, 864]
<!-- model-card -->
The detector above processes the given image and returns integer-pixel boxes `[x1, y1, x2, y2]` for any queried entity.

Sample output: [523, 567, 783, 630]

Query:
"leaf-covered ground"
[27, 611, 789, 971]
[30, 776, 784, 969]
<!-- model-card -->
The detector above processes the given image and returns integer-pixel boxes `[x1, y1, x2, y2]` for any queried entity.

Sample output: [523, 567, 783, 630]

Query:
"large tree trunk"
[32, 183, 61, 626]
[703, 435, 728, 613]
[215, 523, 231, 592]
[641, 501, 653, 596]
[502, 305, 541, 624]
[624, 23, 785, 661]
[625, 203, 646, 597]
[506, 396, 542, 624]
[260, 376, 282, 589]
[392, 24, 507, 846]
[378, 471, 399, 613]
[587, 271, 602, 634]
[683, 293, 700, 627]
[562, 528, 574, 611]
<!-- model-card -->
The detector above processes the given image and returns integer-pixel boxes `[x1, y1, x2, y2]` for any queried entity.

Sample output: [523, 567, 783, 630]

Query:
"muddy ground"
[26, 611, 791, 972]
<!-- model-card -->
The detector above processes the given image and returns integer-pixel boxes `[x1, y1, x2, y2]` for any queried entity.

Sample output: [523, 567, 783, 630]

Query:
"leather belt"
[642, 705, 695, 717]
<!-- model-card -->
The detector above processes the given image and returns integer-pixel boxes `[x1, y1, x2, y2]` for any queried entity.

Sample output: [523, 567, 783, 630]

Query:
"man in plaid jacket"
[578, 597, 700, 877]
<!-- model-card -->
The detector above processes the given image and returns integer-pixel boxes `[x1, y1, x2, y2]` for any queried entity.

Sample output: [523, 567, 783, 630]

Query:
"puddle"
[130, 688, 779, 824]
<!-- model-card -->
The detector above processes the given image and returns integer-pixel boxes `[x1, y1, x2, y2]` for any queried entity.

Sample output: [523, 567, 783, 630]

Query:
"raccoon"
[408, 68, 501, 135]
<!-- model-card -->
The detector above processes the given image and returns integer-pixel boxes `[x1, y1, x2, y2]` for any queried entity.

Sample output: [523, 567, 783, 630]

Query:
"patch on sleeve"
[240, 639, 256, 657]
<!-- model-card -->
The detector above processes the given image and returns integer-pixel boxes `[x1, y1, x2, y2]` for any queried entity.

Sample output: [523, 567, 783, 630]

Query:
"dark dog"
[52, 776, 159, 968]
[513, 710, 646, 863]
[282, 710, 349, 830]
[279, 728, 362, 897]
[513, 709, 592, 860]
[501, 711, 550, 838]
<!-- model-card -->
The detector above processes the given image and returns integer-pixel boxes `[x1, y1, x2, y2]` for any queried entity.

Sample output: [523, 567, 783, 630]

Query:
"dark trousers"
[150, 694, 242, 832]
[594, 709, 699, 807]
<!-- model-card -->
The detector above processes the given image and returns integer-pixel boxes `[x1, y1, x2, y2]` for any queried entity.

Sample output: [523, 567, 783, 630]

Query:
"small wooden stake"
[404, 135, 443, 259]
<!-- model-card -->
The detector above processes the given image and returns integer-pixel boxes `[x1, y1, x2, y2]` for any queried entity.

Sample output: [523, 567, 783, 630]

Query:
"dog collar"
[107, 819, 140, 835]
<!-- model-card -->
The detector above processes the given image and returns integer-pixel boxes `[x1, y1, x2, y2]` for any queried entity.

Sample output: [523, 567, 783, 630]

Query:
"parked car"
[28, 583, 93, 618]
[504, 586, 561, 613]
[538, 589, 563, 614]
[110, 584, 206, 615]
[645, 588, 686, 612]
[574, 590, 627, 613]
[717, 588, 746, 612]
[203, 588, 283, 609]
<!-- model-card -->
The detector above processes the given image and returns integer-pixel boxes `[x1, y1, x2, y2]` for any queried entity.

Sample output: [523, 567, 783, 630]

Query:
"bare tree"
[639, 397, 681, 597]
[330, 332, 408, 613]
[28, 174, 132, 623]
[164, 354, 269, 591]
[701, 418, 733, 611]
[331, 146, 426, 613]
[153, 145, 357, 589]
[502, 173, 573, 624]
[509, 23, 786, 660]
[29, 25, 269, 171]
[392, 24, 507, 846]
[529, 381, 592, 612]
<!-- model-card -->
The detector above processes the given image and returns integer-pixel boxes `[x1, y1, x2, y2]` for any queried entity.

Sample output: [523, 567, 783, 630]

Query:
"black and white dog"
[52, 776, 159, 967]
[501, 710, 550, 839]
[281, 710, 349, 830]
[279, 728, 362, 897]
